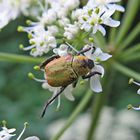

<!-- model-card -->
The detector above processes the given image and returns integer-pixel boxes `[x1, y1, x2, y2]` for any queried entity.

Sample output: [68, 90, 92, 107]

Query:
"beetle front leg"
[72, 79, 78, 88]
[41, 86, 66, 118]
[76, 47, 91, 55]
[39, 55, 60, 69]
[82, 71, 102, 79]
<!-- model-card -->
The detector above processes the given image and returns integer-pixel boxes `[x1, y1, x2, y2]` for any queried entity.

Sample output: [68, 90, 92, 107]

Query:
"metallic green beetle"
[40, 46, 101, 117]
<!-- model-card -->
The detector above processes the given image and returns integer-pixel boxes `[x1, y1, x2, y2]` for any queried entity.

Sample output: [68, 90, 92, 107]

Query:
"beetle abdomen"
[45, 55, 77, 87]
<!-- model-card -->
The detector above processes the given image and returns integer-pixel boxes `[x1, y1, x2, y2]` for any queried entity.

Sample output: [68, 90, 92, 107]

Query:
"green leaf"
[119, 23, 140, 51]
[0, 52, 43, 63]
[113, 62, 140, 81]
[115, 0, 140, 46]
[109, 11, 121, 43]
[120, 44, 140, 58]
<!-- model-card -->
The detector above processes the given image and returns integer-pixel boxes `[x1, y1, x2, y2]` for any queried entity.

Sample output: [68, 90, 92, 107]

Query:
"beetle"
[40, 44, 101, 117]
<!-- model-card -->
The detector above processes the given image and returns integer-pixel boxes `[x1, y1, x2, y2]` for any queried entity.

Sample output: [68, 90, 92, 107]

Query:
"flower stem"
[86, 70, 114, 140]
[109, 11, 121, 43]
[0, 52, 43, 63]
[51, 90, 92, 140]
[120, 44, 140, 58]
[115, 0, 139, 47]
[93, 33, 106, 49]
[113, 61, 140, 81]
[119, 23, 140, 51]
[122, 53, 140, 63]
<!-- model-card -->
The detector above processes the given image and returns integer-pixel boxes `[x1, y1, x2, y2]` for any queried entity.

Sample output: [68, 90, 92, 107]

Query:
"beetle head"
[85, 59, 94, 69]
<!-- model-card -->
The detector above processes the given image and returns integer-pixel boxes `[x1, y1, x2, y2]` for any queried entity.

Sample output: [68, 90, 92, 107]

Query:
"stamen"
[33, 66, 40, 71]
[65, 42, 79, 53]
[133, 81, 140, 86]
[2, 120, 7, 127]
[127, 104, 140, 111]
[56, 95, 61, 110]
[129, 78, 140, 86]
[28, 72, 47, 83]
[17, 122, 28, 140]
[22, 45, 35, 51]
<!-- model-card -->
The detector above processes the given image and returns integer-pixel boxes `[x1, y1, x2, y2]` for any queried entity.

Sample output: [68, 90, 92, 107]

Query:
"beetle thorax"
[72, 55, 94, 76]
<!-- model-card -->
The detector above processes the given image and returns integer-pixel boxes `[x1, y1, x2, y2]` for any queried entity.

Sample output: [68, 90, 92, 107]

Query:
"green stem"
[120, 44, 140, 58]
[115, 0, 139, 47]
[86, 94, 106, 140]
[109, 11, 121, 43]
[113, 62, 140, 81]
[0, 52, 43, 63]
[119, 23, 140, 51]
[51, 90, 92, 140]
[86, 70, 114, 140]
[93, 33, 106, 49]
[122, 53, 140, 63]
[94, 32, 106, 48]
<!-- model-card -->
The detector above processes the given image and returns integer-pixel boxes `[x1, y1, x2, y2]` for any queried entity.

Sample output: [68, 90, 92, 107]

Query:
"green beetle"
[40, 46, 101, 117]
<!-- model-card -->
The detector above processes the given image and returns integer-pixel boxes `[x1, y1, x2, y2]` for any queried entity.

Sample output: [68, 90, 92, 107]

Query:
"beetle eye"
[86, 59, 94, 69]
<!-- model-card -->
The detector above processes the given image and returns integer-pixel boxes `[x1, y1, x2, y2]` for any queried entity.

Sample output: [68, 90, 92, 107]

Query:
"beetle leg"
[82, 71, 102, 79]
[76, 47, 91, 55]
[72, 80, 78, 88]
[41, 86, 66, 118]
[39, 55, 60, 69]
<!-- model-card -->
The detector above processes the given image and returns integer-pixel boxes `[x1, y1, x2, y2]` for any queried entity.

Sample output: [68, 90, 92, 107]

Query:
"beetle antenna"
[41, 86, 66, 118]
[65, 42, 79, 53]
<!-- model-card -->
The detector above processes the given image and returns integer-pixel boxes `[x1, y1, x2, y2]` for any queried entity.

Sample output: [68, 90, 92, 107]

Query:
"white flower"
[39, 9, 57, 25]
[78, 6, 120, 35]
[71, 9, 83, 20]
[0, 127, 16, 140]
[24, 136, 40, 140]
[0, 122, 40, 140]
[84, 46, 112, 62]
[53, 44, 69, 56]
[47, 26, 59, 36]
[47, 0, 80, 16]
[0, 0, 32, 29]
[87, 0, 125, 12]
[19, 25, 57, 57]
[62, 0, 80, 11]
[128, 79, 140, 111]
[137, 89, 140, 95]
[58, 18, 70, 27]
[64, 23, 79, 40]
[84, 45, 112, 92]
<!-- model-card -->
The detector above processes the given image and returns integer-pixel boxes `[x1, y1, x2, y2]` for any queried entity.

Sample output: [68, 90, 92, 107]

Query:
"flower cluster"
[16, 0, 124, 109]
[18, 0, 124, 57]
[0, 121, 39, 140]
[127, 78, 140, 111]
[0, 0, 33, 29]
[77, 0, 124, 35]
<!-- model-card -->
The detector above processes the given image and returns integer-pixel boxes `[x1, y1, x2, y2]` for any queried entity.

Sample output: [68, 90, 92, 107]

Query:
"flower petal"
[90, 75, 102, 93]
[102, 9, 115, 18]
[7, 128, 16, 133]
[137, 89, 140, 95]
[108, 4, 125, 12]
[98, 25, 106, 36]
[24, 136, 40, 140]
[64, 85, 75, 101]
[104, 18, 120, 27]
[132, 106, 140, 111]
[98, 52, 112, 61]
[93, 65, 105, 77]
